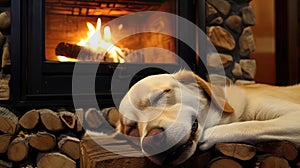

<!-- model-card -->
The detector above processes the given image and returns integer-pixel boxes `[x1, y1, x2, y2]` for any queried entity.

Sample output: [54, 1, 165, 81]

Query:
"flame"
[58, 18, 125, 63]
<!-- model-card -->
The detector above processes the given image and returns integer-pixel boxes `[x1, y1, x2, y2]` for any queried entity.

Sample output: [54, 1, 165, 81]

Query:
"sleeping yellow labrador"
[116, 70, 300, 166]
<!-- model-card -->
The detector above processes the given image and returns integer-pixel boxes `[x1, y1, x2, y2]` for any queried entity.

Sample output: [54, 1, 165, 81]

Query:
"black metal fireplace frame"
[10, 0, 206, 107]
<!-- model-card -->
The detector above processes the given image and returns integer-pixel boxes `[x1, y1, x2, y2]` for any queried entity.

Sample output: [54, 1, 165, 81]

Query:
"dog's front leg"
[199, 114, 300, 150]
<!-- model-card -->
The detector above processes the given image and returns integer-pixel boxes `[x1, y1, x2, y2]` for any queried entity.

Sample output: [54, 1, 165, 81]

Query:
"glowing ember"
[57, 18, 125, 63]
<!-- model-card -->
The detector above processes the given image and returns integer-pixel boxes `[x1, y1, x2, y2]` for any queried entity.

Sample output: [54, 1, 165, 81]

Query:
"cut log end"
[37, 152, 76, 168]
[7, 137, 29, 162]
[28, 132, 56, 152]
[256, 141, 298, 161]
[59, 111, 76, 129]
[209, 157, 242, 168]
[256, 155, 289, 168]
[0, 107, 18, 135]
[19, 109, 40, 130]
[40, 109, 64, 131]
[58, 135, 80, 160]
[215, 143, 256, 161]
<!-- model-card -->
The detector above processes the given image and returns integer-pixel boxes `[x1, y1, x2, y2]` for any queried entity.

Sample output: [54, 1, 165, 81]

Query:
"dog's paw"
[198, 127, 216, 150]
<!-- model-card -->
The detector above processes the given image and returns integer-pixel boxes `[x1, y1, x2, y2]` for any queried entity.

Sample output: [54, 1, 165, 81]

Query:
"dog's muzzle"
[142, 119, 199, 165]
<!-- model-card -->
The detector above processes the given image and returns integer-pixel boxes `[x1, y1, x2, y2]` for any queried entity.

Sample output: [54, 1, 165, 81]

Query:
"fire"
[57, 18, 125, 63]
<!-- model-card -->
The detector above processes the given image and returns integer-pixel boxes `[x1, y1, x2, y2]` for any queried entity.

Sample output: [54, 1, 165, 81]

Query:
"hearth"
[10, 0, 206, 107]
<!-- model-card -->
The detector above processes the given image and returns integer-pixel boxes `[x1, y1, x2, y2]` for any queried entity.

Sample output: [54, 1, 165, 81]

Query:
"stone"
[209, 17, 224, 25]
[235, 80, 255, 85]
[207, 52, 233, 69]
[207, 0, 231, 16]
[240, 59, 256, 79]
[208, 26, 236, 51]
[0, 11, 10, 30]
[206, 2, 218, 22]
[232, 63, 243, 77]
[239, 27, 256, 56]
[242, 6, 256, 25]
[225, 15, 243, 33]
[208, 74, 233, 86]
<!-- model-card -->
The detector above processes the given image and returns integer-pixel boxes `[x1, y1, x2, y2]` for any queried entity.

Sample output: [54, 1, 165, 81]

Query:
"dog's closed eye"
[149, 88, 171, 106]
[125, 124, 140, 137]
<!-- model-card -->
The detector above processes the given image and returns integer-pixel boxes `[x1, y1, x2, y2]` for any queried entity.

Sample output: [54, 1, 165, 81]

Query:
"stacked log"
[80, 135, 300, 168]
[0, 107, 83, 168]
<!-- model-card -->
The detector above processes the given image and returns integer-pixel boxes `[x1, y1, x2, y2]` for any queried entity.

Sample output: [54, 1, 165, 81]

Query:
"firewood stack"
[80, 135, 300, 168]
[79, 107, 300, 168]
[0, 1, 11, 100]
[0, 107, 84, 168]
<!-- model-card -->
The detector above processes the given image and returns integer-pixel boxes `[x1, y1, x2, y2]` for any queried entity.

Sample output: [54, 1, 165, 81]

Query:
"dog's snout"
[142, 128, 165, 154]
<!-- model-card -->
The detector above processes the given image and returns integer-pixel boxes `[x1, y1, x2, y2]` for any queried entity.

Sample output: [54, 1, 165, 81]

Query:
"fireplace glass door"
[45, 0, 177, 64]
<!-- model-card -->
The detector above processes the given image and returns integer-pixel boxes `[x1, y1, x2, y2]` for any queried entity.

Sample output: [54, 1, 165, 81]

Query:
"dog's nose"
[142, 128, 166, 154]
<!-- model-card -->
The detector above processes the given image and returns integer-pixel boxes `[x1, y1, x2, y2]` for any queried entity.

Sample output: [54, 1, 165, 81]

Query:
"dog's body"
[117, 70, 300, 166]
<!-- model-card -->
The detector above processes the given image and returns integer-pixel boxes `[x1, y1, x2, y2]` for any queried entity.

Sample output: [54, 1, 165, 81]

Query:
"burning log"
[40, 109, 64, 131]
[55, 42, 82, 59]
[0, 134, 11, 153]
[215, 143, 256, 161]
[27, 132, 56, 152]
[58, 135, 80, 160]
[7, 137, 29, 162]
[59, 111, 76, 129]
[0, 107, 18, 135]
[19, 109, 40, 130]
[55, 42, 126, 63]
[36, 152, 76, 168]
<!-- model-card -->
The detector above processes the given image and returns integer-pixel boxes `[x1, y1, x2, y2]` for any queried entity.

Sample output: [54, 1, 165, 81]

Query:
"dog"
[115, 70, 300, 166]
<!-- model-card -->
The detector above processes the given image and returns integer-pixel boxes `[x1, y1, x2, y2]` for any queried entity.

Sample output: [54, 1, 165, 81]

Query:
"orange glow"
[57, 18, 125, 63]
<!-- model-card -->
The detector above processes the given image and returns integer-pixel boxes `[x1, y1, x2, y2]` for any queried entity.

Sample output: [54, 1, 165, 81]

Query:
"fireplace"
[10, 0, 206, 107]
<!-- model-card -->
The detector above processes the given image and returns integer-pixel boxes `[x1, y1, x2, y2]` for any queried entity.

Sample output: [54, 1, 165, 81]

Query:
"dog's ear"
[173, 70, 234, 113]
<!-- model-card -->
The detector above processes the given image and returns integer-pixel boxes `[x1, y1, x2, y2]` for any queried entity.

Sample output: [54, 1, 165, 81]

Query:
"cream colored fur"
[117, 70, 300, 166]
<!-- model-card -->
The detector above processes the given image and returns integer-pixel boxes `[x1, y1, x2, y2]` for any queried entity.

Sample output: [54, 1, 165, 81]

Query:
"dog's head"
[118, 70, 233, 166]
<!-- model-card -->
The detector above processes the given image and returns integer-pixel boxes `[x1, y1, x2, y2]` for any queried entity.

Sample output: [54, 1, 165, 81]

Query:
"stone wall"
[0, 0, 11, 100]
[206, 0, 256, 85]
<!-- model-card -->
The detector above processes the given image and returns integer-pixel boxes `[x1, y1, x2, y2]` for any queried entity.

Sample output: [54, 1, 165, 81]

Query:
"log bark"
[0, 107, 18, 135]
[256, 141, 298, 161]
[2, 41, 10, 68]
[7, 137, 29, 162]
[85, 108, 105, 129]
[58, 135, 80, 160]
[255, 155, 289, 168]
[0, 159, 12, 168]
[37, 152, 76, 168]
[101, 107, 120, 128]
[55, 42, 82, 59]
[215, 143, 256, 161]
[0, 134, 11, 153]
[27, 132, 56, 151]
[59, 111, 76, 129]
[19, 109, 40, 130]
[40, 109, 64, 131]
[208, 157, 242, 168]
[75, 108, 84, 132]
